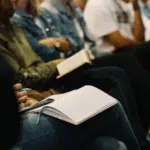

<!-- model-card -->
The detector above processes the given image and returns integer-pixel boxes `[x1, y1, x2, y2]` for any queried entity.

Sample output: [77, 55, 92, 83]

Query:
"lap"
[89, 137, 127, 150]
[15, 104, 132, 150]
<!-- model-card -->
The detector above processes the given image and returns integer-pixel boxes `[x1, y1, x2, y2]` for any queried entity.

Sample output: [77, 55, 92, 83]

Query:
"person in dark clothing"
[0, 58, 20, 150]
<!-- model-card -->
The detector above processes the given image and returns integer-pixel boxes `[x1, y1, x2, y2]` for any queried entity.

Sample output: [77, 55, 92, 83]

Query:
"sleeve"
[22, 28, 60, 62]
[84, 1, 119, 39]
[18, 61, 58, 89]
[0, 45, 58, 89]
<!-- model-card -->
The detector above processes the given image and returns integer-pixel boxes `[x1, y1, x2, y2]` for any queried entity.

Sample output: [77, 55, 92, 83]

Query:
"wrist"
[54, 40, 61, 51]
[132, 1, 139, 10]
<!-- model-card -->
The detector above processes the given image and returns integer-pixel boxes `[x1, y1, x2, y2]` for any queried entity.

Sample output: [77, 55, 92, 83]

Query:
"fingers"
[19, 103, 26, 109]
[17, 95, 28, 103]
[25, 99, 38, 106]
[13, 83, 23, 91]
[19, 99, 38, 110]
[15, 91, 28, 99]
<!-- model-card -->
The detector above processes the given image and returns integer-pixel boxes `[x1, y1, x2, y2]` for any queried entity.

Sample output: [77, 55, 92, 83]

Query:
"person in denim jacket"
[41, 0, 97, 57]
[12, 9, 61, 62]
[36, 8, 79, 55]
[12, 1, 72, 62]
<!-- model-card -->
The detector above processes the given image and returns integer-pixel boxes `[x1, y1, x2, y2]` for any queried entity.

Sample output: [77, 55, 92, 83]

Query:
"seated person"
[41, 0, 150, 143]
[84, 0, 145, 52]
[11, 0, 72, 62]
[13, 83, 136, 150]
[0, 0, 149, 149]
[0, 64, 128, 150]
[0, 58, 20, 150]
[40, 0, 95, 56]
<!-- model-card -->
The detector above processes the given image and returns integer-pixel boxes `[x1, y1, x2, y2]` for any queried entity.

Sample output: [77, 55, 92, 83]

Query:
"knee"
[92, 136, 127, 150]
[19, 113, 58, 145]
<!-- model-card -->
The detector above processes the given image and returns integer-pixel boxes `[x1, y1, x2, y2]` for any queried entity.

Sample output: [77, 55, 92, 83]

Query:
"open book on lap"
[30, 86, 118, 125]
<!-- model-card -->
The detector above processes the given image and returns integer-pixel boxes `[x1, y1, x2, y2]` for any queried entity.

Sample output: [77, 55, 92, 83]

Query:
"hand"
[13, 83, 38, 109]
[51, 59, 65, 65]
[55, 38, 72, 53]
[13, 83, 27, 102]
[19, 98, 38, 109]
[15, 91, 37, 109]
[13, 83, 23, 91]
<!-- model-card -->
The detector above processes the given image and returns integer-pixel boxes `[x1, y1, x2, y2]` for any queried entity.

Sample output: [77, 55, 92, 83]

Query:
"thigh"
[132, 41, 150, 71]
[80, 67, 147, 145]
[89, 137, 127, 150]
[16, 104, 139, 150]
[93, 52, 150, 130]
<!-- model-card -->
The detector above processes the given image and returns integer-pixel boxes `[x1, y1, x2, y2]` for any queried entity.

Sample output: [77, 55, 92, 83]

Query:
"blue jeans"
[14, 104, 140, 150]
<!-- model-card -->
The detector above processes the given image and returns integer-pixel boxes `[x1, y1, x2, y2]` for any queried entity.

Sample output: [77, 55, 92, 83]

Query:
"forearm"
[39, 38, 70, 50]
[113, 38, 139, 49]
[107, 31, 139, 49]
[132, 1, 145, 42]
[39, 39, 55, 48]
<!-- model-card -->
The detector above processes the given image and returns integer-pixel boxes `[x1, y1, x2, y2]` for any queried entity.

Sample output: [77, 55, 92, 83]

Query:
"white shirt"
[84, 0, 134, 52]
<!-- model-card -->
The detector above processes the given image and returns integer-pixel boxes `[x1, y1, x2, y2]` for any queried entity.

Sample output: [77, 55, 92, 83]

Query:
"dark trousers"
[93, 50, 150, 132]
[54, 67, 146, 149]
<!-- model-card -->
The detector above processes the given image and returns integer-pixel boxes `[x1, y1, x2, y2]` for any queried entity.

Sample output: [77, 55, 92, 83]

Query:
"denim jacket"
[11, 9, 60, 62]
[37, 9, 79, 54]
[47, 3, 95, 50]
[69, 4, 95, 44]
[56, 6, 85, 51]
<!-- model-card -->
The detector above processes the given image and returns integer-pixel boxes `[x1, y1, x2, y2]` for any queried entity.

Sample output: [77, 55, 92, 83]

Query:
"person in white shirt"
[84, 0, 145, 52]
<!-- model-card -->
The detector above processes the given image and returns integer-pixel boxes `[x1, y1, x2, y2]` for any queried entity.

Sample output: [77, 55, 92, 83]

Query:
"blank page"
[50, 86, 118, 124]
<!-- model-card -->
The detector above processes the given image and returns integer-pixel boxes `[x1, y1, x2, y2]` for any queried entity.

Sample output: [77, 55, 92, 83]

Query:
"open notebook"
[31, 86, 118, 125]
[57, 49, 92, 78]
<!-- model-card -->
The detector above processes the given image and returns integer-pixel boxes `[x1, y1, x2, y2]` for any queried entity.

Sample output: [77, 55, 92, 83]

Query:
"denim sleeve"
[65, 36, 78, 52]
[22, 29, 60, 62]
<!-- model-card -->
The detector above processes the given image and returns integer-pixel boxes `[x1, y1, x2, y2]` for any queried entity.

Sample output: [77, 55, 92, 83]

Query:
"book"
[57, 49, 92, 79]
[31, 85, 118, 125]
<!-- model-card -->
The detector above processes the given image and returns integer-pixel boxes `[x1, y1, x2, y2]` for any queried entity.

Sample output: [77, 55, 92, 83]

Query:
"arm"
[107, 1, 144, 49]
[0, 45, 58, 88]
[132, 0, 145, 42]
[84, 1, 143, 50]
[18, 61, 58, 89]
[39, 37, 71, 53]
[22, 29, 60, 62]
[107, 31, 139, 49]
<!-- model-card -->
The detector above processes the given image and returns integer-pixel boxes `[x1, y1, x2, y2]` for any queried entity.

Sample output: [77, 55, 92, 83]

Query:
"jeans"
[90, 137, 127, 150]
[13, 104, 139, 150]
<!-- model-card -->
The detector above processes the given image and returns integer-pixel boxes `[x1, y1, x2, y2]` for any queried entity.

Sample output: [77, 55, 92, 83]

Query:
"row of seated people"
[0, 58, 128, 150]
[1, 0, 150, 150]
